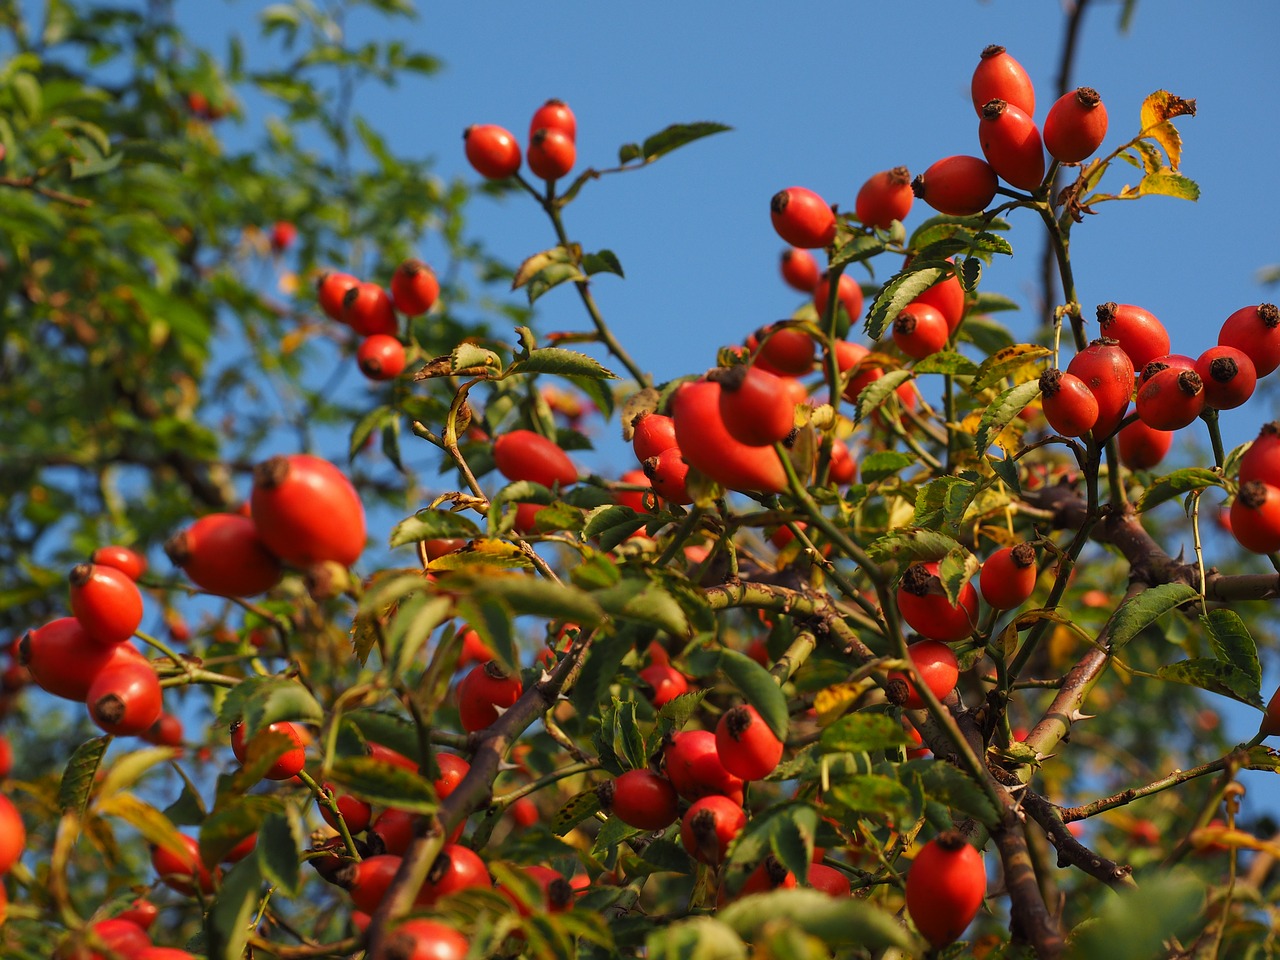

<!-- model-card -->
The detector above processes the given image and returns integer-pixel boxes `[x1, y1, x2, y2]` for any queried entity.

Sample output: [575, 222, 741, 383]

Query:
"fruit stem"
[655, 506, 705, 568]
[297, 770, 362, 862]
[1035, 203, 1087, 351]
[1201, 406, 1227, 468]
[781, 521, 884, 627]
[135, 629, 187, 668]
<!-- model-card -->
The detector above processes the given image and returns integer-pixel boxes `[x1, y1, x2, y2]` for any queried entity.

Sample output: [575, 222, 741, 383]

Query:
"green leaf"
[257, 809, 304, 896]
[581, 504, 648, 551]
[57, 736, 109, 815]
[864, 261, 949, 340]
[1204, 608, 1261, 697]
[206, 854, 263, 960]
[1135, 468, 1223, 512]
[1157, 659, 1264, 707]
[975, 379, 1042, 452]
[638, 121, 732, 162]
[384, 593, 454, 678]
[452, 341, 503, 373]
[970, 344, 1052, 394]
[972, 290, 1021, 314]
[962, 314, 1017, 354]
[508, 347, 618, 380]
[829, 235, 887, 271]
[612, 698, 647, 770]
[95, 794, 187, 861]
[389, 509, 482, 548]
[553, 788, 602, 836]
[591, 814, 644, 860]
[647, 918, 747, 960]
[826, 773, 912, 822]
[865, 529, 962, 566]
[1066, 868, 1205, 960]
[913, 476, 976, 531]
[618, 142, 642, 164]
[200, 795, 280, 866]
[938, 546, 980, 607]
[911, 760, 999, 826]
[719, 888, 914, 951]
[1138, 170, 1200, 201]
[854, 369, 913, 423]
[860, 451, 916, 484]
[327, 755, 438, 814]
[820, 713, 912, 753]
[583, 249, 624, 277]
[444, 570, 605, 627]
[723, 803, 818, 895]
[572, 626, 639, 718]
[97, 747, 179, 801]
[988, 452, 1022, 496]
[70, 151, 122, 180]
[594, 575, 690, 636]
[911, 351, 978, 376]
[222, 678, 324, 738]
[1109, 583, 1199, 650]
[959, 256, 983, 291]
[349, 405, 395, 461]
[719, 648, 789, 742]
[10, 71, 42, 119]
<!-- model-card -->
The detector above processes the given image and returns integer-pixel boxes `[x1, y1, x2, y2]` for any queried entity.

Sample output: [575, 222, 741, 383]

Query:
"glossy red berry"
[317, 271, 359, 322]
[813, 271, 864, 324]
[165, 513, 282, 597]
[856, 167, 914, 229]
[317, 787, 370, 834]
[979, 543, 1038, 610]
[893, 303, 950, 359]
[1230, 481, 1280, 554]
[780, 247, 820, 292]
[151, 834, 217, 896]
[527, 127, 575, 181]
[770, 187, 836, 249]
[116, 898, 160, 931]
[434, 752, 471, 800]
[456, 661, 522, 732]
[68, 917, 153, 960]
[888, 639, 960, 709]
[715, 704, 783, 780]
[389, 259, 439, 316]
[529, 99, 576, 142]
[643, 447, 693, 505]
[600, 769, 679, 830]
[342, 281, 398, 337]
[91, 545, 147, 581]
[251, 454, 366, 567]
[807, 861, 852, 897]
[631, 412, 679, 462]
[463, 124, 520, 179]
[681, 795, 746, 865]
[88, 659, 162, 736]
[1136, 367, 1205, 431]
[493, 429, 577, 488]
[1096, 302, 1170, 373]
[231, 720, 307, 780]
[1260, 685, 1280, 737]
[897, 562, 979, 643]
[1066, 338, 1135, 439]
[912, 156, 998, 216]
[346, 854, 402, 912]
[135, 950, 198, 960]
[69, 563, 144, 646]
[1195, 345, 1256, 410]
[1138, 353, 1195, 386]
[417, 843, 492, 905]
[270, 220, 297, 253]
[1239, 423, 1280, 487]
[144, 712, 184, 748]
[670, 380, 789, 495]
[663, 729, 745, 804]
[1118, 419, 1174, 470]
[1219, 303, 1280, 376]
[1038, 369, 1098, 438]
[0, 735, 11, 779]
[18, 618, 145, 702]
[829, 439, 856, 484]
[906, 832, 987, 947]
[748, 322, 816, 376]
[357, 334, 407, 381]
[712, 365, 796, 447]
[371, 808, 417, 856]
[639, 662, 690, 707]
[971, 45, 1035, 117]
[1044, 86, 1108, 162]
[0, 793, 24, 873]
[978, 99, 1045, 190]
[385, 919, 469, 960]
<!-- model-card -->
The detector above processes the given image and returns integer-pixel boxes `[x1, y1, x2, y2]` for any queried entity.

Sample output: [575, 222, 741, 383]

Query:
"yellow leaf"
[278, 270, 298, 296]
[512, 246, 576, 290]
[1138, 171, 1200, 201]
[814, 679, 875, 723]
[428, 538, 533, 570]
[1139, 91, 1196, 170]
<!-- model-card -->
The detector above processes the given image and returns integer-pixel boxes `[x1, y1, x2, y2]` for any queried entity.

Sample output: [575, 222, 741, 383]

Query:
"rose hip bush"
[2, 4, 1279, 960]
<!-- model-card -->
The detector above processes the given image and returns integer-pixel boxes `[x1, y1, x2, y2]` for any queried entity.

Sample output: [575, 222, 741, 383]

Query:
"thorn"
[497, 760, 522, 772]
[1068, 709, 1095, 723]
[539, 668, 554, 684]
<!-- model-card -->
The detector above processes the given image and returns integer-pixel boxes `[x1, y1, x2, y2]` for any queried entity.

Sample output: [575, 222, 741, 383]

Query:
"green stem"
[297, 770, 362, 861]
[1202, 407, 1227, 468]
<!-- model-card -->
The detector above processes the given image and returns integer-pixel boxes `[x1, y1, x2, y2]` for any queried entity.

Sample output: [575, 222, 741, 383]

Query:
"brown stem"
[1022, 790, 1135, 889]
[993, 792, 1066, 959]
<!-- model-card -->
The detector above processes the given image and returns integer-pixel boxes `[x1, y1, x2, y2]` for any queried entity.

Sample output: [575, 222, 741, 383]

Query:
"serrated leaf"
[908, 214, 1010, 250]
[1157, 659, 1263, 707]
[385, 593, 454, 677]
[327, 756, 438, 813]
[827, 774, 912, 821]
[257, 810, 304, 896]
[571, 627, 636, 719]
[509, 347, 618, 380]
[638, 121, 731, 162]
[655, 689, 710, 741]
[865, 529, 962, 566]
[820, 713, 913, 753]
[1136, 468, 1223, 512]
[206, 854, 262, 960]
[829, 235, 887, 271]
[513, 246, 576, 289]
[938, 546, 980, 607]
[1109, 583, 1198, 650]
[583, 249, 624, 277]
[975, 379, 1042, 452]
[428, 539, 533, 571]
[442, 569, 605, 626]
[854, 369, 913, 423]
[554, 788, 602, 836]
[1138, 170, 1199, 201]
[581, 504, 648, 551]
[913, 477, 975, 531]
[612, 698, 647, 770]
[719, 888, 914, 951]
[860, 451, 916, 484]
[232, 679, 324, 738]
[1245, 746, 1280, 772]
[959, 256, 982, 291]
[971, 344, 1052, 393]
[1140, 91, 1197, 169]
[911, 351, 978, 376]
[58, 736, 109, 815]
[971, 231, 1014, 256]
[452, 341, 503, 373]
[988, 452, 1022, 496]
[594, 576, 690, 636]
[719, 648, 788, 741]
[389, 509, 482, 548]
[865, 262, 949, 340]
[1204, 608, 1261, 696]
[591, 814, 644, 860]
[911, 760, 998, 826]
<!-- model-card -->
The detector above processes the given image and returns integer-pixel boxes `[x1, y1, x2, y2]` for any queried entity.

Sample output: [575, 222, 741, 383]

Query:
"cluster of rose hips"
[464, 98, 578, 183]
[316, 259, 439, 382]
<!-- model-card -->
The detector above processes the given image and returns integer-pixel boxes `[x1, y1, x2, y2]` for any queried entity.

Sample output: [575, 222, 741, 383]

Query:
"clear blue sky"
[177, 1, 1279, 799]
